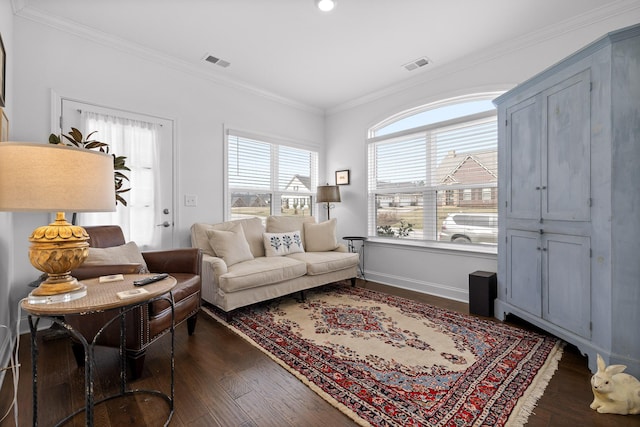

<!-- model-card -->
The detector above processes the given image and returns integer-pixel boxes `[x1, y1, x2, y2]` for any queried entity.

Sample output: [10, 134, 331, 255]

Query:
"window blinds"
[367, 114, 498, 243]
[226, 131, 318, 219]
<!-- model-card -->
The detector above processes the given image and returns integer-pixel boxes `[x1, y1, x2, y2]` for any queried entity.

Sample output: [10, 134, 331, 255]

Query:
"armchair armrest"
[72, 263, 142, 281]
[142, 248, 202, 275]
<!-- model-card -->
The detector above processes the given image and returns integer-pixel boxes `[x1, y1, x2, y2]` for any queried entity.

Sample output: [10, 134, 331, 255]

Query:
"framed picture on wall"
[336, 169, 350, 185]
[0, 109, 7, 142]
[0, 33, 5, 107]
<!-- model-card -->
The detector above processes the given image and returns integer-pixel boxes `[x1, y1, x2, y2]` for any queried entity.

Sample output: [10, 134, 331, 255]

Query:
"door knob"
[157, 221, 171, 228]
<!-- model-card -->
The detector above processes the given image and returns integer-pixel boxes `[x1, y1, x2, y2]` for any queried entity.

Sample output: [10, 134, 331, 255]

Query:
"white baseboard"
[364, 270, 469, 303]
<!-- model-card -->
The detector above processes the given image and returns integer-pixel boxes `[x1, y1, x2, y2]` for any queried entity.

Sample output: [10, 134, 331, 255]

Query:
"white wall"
[325, 13, 640, 302]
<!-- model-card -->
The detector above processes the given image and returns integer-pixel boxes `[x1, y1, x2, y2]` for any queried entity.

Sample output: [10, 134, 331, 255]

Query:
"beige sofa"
[191, 216, 359, 314]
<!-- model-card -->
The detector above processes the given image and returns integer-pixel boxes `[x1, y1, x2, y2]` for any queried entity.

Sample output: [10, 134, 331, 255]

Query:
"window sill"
[365, 237, 497, 256]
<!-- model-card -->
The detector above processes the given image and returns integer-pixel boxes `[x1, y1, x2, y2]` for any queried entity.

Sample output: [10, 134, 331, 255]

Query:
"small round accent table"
[21, 274, 177, 427]
[342, 236, 367, 280]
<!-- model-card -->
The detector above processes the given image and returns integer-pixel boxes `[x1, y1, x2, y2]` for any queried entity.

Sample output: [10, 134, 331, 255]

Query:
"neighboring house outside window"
[226, 130, 318, 222]
[367, 95, 499, 246]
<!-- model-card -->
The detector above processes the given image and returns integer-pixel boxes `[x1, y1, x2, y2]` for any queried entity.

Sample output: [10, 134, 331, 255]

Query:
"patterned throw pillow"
[263, 231, 305, 257]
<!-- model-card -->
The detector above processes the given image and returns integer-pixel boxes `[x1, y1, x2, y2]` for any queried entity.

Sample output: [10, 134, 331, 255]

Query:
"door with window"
[59, 98, 175, 250]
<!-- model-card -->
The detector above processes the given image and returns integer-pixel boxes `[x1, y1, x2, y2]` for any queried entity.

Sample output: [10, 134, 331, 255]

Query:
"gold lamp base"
[27, 212, 90, 304]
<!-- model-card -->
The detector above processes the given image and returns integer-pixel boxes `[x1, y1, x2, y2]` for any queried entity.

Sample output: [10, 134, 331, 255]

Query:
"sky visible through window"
[374, 99, 495, 137]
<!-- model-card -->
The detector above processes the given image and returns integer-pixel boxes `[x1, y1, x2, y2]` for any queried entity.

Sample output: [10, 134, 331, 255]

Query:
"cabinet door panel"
[542, 70, 591, 221]
[543, 234, 591, 338]
[506, 230, 542, 316]
[506, 97, 541, 220]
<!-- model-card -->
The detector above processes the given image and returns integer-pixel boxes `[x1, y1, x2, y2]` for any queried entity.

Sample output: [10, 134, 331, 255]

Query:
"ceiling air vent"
[403, 56, 430, 71]
[203, 54, 231, 68]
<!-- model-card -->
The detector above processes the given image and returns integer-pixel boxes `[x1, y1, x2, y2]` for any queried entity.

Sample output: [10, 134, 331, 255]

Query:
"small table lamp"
[0, 142, 115, 303]
[316, 184, 340, 219]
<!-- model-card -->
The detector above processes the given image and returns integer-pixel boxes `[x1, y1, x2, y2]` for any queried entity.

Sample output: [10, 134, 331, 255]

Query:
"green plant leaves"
[49, 127, 130, 206]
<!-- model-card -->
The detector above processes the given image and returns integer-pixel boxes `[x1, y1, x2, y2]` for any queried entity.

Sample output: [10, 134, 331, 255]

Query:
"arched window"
[367, 93, 500, 246]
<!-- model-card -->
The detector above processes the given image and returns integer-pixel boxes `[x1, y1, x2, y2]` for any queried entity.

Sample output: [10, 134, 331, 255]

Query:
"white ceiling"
[12, 0, 638, 111]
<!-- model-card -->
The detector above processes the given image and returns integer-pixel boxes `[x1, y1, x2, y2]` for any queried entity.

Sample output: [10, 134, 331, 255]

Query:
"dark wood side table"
[342, 236, 367, 280]
[21, 274, 177, 427]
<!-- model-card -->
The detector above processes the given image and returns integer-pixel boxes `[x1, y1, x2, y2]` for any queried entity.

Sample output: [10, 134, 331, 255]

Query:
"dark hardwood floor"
[1, 280, 638, 426]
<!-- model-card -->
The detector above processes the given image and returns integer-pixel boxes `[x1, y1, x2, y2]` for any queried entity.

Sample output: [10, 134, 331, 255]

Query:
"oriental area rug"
[203, 283, 563, 427]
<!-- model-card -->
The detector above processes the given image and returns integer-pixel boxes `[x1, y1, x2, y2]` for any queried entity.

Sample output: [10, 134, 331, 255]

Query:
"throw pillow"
[263, 231, 305, 257]
[304, 219, 338, 252]
[84, 241, 149, 273]
[208, 222, 254, 267]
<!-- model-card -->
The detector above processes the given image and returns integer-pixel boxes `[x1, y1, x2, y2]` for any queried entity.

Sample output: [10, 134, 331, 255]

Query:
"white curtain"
[78, 111, 161, 249]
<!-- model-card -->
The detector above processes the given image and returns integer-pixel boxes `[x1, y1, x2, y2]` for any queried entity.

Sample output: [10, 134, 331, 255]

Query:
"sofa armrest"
[72, 263, 142, 280]
[142, 248, 202, 275]
[203, 254, 228, 278]
[200, 254, 228, 304]
[333, 244, 348, 253]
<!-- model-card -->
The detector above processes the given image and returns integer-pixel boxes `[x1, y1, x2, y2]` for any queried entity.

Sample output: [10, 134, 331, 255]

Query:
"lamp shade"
[316, 184, 341, 203]
[0, 142, 116, 212]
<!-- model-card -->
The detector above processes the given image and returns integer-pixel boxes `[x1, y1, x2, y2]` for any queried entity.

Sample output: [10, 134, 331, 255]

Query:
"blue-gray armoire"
[493, 23, 640, 377]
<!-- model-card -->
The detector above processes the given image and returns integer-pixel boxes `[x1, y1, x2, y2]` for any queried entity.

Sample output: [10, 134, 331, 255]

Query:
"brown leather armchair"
[65, 225, 202, 379]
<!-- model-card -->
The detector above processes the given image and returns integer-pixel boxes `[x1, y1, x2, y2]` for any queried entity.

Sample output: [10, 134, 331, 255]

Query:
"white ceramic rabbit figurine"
[590, 354, 640, 415]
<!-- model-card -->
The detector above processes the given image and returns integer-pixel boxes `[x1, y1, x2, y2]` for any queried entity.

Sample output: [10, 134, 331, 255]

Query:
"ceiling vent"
[203, 54, 231, 68]
[403, 56, 430, 71]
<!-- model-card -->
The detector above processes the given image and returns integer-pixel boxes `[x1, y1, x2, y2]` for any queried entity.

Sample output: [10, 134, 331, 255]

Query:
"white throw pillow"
[263, 231, 305, 257]
[304, 219, 338, 252]
[208, 222, 254, 266]
[84, 241, 149, 273]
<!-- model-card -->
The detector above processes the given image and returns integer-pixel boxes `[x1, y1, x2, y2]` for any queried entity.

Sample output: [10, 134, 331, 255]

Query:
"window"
[226, 130, 318, 221]
[367, 95, 498, 246]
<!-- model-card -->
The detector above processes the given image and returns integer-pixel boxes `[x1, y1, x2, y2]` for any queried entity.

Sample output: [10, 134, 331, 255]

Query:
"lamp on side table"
[0, 142, 115, 304]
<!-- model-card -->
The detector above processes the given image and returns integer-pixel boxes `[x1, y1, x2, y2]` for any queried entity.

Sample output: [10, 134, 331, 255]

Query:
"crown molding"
[327, 0, 640, 115]
[13, 4, 324, 116]
[10, 0, 27, 14]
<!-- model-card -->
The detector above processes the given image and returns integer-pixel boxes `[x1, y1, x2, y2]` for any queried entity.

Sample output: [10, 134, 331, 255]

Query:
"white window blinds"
[226, 131, 318, 220]
[368, 110, 498, 245]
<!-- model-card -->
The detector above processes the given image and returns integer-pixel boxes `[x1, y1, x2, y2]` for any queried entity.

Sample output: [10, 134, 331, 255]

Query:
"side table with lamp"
[0, 142, 117, 425]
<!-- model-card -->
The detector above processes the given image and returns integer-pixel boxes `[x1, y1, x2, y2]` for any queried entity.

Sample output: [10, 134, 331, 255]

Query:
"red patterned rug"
[203, 283, 563, 427]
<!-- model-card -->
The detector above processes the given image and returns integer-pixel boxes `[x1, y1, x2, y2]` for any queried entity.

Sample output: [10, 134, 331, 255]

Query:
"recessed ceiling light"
[316, 0, 336, 12]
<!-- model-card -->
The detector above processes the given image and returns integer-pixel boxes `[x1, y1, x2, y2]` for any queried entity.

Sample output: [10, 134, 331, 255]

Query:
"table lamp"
[316, 184, 340, 219]
[0, 142, 115, 303]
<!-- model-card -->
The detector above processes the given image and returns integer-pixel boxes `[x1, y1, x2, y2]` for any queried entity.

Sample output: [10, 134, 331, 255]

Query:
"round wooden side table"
[21, 274, 177, 427]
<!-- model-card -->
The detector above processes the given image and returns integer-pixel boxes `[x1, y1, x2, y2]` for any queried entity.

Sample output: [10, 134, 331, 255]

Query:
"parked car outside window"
[439, 213, 498, 244]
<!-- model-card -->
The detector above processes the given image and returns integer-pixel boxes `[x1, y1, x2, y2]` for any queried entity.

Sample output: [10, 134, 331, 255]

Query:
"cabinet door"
[505, 97, 541, 220]
[542, 69, 591, 221]
[543, 233, 591, 338]
[506, 229, 542, 316]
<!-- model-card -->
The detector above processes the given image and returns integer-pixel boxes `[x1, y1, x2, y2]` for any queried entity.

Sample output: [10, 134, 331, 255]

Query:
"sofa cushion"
[286, 251, 359, 275]
[263, 231, 305, 257]
[304, 219, 338, 252]
[84, 241, 149, 273]
[192, 217, 265, 258]
[266, 215, 316, 245]
[208, 222, 254, 267]
[218, 257, 307, 292]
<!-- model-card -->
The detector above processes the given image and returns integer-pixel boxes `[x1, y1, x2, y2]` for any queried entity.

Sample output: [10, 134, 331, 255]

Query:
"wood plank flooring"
[1, 280, 638, 426]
